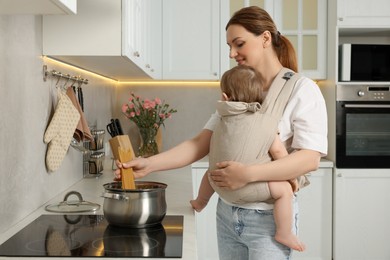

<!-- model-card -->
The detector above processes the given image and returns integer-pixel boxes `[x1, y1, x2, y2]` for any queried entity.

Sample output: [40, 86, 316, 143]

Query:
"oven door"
[336, 101, 390, 168]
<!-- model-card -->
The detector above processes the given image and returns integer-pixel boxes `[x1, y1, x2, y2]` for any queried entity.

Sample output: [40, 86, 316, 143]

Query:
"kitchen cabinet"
[292, 167, 333, 260]
[43, 0, 225, 80]
[337, 0, 390, 27]
[191, 162, 219, 260]
[225, 0, 327, 80]
[333, 168, 390, 260]
[162, 0, 222, 80]
[0, 0, 77, 15]
[43, 0, 160, 81]
[191, 160, 333, 260]
[123, 0, 162, 79]
[329, 0, 390, 84]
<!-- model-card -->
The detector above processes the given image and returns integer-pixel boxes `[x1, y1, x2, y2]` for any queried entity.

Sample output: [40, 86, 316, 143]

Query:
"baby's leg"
[269, 181, 306, 252]
[191, 171, 214, 212]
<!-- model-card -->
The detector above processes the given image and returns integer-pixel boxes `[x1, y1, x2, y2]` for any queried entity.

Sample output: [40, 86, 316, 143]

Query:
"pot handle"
[102, 191, 129, 201]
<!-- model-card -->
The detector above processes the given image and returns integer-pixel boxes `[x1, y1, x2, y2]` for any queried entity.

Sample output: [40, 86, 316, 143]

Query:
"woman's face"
[226, 24, 264, 69]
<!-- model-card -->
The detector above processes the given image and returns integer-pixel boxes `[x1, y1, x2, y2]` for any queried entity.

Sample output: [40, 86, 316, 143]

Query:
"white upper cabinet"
[226, 0, 327, 80]
[162, 0, 221, 80]
[0, 0, 77, 15]
[43, 0, 161, 81]
[123, 0, 162, 79]
[43, 0, 225, 80]
[337, 0, 390, 27]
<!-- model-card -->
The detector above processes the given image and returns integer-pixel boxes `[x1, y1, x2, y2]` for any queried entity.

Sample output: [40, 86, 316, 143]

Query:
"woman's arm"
[209, 149, 320, 190]
[115, 129, 213, 179]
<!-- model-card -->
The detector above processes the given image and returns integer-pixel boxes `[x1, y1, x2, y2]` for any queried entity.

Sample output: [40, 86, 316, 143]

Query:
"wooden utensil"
[117, 146, 136, 190]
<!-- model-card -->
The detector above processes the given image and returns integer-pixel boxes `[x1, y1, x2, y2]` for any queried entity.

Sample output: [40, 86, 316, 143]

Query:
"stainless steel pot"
[102, 181, 167, 228]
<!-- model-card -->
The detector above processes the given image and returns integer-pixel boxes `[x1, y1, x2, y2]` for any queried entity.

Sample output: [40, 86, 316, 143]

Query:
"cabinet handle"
[337, 173, 342, 177]
[338, 17, 344, 21]
[145, 64, 150, 69]
[133, 51, 140, 57]
[213, 72, 218, 76]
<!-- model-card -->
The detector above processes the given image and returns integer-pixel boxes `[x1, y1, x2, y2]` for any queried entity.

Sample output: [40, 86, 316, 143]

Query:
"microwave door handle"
[344, 104, 390, 108]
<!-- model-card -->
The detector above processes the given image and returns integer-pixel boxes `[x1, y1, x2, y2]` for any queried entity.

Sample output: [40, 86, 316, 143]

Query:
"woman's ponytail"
[276, 34, 298, 72]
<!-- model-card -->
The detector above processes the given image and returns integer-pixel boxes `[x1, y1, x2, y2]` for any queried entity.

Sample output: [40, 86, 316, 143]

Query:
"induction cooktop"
[0, 214, 183, 258]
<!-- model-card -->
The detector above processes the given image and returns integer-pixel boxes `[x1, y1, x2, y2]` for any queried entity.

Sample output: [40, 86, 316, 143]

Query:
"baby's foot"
[190, 199, 207, 212]
[275, 232, 306, 252]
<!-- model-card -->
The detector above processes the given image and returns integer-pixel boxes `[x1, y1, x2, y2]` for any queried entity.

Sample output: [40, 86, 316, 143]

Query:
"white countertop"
[0, 160, 197, 260]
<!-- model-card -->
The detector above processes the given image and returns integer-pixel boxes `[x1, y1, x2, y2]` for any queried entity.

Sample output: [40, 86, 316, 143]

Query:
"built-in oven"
[336, 84, 390, 168]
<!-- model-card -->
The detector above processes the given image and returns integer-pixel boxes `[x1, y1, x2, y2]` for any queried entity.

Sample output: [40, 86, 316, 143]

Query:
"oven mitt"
[44, 91, 80, 172]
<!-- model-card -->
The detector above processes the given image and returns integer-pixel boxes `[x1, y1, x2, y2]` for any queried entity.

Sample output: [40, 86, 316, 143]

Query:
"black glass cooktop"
[0, 214, 183, 258]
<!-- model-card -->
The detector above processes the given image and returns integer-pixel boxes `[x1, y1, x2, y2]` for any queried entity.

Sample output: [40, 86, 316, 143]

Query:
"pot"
[102, 181, 167, 228]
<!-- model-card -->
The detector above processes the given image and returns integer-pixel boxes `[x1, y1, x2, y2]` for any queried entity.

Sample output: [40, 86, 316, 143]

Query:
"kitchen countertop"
[0, 160, 197, 260]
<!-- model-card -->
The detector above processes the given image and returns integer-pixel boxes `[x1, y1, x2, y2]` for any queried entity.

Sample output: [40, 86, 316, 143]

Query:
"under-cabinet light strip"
[42, 56, 117, 83]
[42, 56, 221, 87]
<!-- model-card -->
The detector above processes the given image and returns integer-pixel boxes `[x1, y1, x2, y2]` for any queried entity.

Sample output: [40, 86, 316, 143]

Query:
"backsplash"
[0, 15, 115, 233]
[114, 84, 220, 154]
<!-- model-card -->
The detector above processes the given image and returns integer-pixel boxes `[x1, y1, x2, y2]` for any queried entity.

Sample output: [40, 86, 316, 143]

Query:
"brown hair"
[220, 65, 263, 103]
[226, 6, 298, 72]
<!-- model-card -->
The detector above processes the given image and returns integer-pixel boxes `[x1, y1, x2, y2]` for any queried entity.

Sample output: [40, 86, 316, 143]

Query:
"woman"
[116, 6, 327, 259]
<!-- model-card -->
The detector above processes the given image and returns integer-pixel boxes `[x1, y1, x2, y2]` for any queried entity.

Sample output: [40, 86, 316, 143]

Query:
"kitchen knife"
[78, 86, 84, 111]
[114, 119, 124, 135]
[110, 119, 119, 136]
[107, 120, 118, 137]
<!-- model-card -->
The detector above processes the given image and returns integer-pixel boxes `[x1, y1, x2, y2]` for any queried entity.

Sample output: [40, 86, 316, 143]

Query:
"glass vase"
[138, 127, 159, 157]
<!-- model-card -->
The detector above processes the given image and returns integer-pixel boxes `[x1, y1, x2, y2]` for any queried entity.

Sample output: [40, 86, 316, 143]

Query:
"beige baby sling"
[208, 68, 309, 205]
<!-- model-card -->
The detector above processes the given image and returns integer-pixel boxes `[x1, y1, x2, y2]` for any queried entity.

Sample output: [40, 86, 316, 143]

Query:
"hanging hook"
[77, 77, 83, 88]
[70, 76, 78, 88]
[61, 74, 71, 90]
[43, 65, 89, 89]
[51, 70, 62, 87]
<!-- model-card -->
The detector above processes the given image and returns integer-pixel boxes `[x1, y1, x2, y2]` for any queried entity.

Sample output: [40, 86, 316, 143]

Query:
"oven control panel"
[337, 84, 390, 101]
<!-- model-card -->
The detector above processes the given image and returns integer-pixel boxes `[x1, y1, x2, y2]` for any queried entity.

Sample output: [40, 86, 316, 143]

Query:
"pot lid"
[45, 191, 100, 213]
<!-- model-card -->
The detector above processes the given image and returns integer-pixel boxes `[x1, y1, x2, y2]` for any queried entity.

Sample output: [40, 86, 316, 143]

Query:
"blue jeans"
[216, 197, 298, 260]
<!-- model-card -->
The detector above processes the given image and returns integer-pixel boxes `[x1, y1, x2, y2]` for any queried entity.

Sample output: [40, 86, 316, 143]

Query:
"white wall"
[0, 15, 115, 233]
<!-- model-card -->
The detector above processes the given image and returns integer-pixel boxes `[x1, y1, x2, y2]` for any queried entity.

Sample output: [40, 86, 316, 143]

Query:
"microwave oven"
[339, 44, 390, 82]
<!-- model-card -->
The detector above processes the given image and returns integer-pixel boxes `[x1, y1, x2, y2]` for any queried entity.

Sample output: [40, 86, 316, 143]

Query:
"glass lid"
[45, 191, 100, 213]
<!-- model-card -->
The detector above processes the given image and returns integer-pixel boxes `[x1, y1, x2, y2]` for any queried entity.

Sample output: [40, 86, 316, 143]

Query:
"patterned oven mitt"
[44, 91, 80, 172]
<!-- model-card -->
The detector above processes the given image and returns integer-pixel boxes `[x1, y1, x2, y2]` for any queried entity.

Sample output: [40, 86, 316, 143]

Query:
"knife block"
[108, 135, 136, 189]
[108, 135, 135, 161]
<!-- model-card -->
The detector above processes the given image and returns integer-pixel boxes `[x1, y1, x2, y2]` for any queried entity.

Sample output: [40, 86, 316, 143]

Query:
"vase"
[138, 127, 159, 157]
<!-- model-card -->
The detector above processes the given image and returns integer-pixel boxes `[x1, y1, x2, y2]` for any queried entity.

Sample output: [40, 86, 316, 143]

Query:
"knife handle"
[114, 119, 124, 135]
[106, 123, 117, 137]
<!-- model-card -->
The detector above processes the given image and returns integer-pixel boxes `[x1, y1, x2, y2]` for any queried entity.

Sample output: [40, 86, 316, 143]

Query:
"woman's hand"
[114, 157, 151, 180]
[209, 161, 250, 190]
